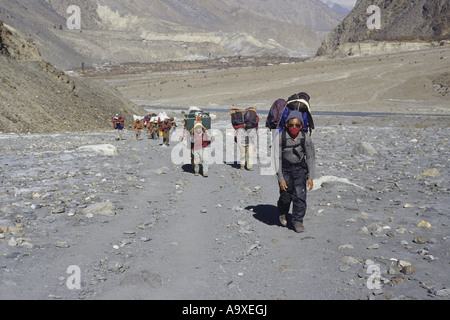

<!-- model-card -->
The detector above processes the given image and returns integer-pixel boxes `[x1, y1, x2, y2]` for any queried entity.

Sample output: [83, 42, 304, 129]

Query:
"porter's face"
[287, 119, 302, 129]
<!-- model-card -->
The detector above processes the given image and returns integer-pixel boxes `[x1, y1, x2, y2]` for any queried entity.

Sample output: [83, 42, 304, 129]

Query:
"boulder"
[416, 168, 440, 179]
[312, 175, 364, 191]
[351, 142, 378, 156]
[78, 144, 119, 156]
[82, 201, 115, 217]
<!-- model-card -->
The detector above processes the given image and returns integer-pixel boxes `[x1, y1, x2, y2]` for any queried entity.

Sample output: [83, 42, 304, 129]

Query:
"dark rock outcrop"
[317, 0, 450, 57]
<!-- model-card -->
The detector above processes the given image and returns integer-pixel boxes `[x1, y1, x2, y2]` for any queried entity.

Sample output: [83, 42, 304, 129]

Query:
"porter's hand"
[307, 179, 314, 191]
[280, 181, 288, 192]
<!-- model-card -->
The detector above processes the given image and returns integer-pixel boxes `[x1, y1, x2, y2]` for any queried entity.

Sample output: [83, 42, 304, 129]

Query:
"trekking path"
[85, 129, 384, 300]
[94, 140, 349, 300]
[1, 115, 449, 300]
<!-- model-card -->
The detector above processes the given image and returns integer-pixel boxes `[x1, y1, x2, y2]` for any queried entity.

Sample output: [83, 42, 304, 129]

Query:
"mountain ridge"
[0, 0, 346, 69]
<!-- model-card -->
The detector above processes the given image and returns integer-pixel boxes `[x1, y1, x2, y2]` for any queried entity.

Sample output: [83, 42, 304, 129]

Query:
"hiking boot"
[293, 222, 305, 233]
[194, 172, 199, 176]
[279, 214, 287, 227]
[203, 172, 208, 178]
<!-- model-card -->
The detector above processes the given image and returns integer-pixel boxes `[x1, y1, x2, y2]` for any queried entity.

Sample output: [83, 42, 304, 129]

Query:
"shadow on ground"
[247, 204, 280, 226]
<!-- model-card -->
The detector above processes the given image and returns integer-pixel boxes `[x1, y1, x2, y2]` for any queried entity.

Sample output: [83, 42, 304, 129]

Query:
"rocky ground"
[0, 113, 449, 301]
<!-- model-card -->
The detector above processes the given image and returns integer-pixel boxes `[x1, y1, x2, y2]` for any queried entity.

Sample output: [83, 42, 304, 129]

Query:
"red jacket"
[159, 119, 172, 132]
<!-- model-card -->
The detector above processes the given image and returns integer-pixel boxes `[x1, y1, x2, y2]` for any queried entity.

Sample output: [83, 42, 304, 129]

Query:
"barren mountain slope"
[219, 0, 344, 31]
[0, 22, 145, 134]
[0, 0, 346, 69]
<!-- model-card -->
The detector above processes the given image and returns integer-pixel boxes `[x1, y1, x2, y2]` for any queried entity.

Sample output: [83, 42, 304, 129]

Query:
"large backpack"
[277, 92, 314, 135]
[244, 107, 259, 129]
[230, 107, 259, 130]
[266, 99, 287, 129]
[230, 108, 245, 129]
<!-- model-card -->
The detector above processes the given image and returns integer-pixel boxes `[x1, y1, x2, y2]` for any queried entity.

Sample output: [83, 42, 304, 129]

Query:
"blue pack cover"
[277, 108, 309, 133]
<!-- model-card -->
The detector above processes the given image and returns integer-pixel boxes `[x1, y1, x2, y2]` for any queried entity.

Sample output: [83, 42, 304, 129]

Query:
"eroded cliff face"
[317, 0, 450, 57]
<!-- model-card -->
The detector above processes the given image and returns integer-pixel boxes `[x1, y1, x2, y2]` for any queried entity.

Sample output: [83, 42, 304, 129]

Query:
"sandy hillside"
[91, 45, 450, 116]
[0, 21, 147, 134]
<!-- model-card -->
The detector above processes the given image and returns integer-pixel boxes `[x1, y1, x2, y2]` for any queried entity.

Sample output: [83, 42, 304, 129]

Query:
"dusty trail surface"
[1, 113, 449, 301]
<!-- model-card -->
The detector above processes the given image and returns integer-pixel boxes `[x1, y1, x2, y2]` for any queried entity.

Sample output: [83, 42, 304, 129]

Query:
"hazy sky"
[339, 0, 357, 8]
[321, 0, 357, 9]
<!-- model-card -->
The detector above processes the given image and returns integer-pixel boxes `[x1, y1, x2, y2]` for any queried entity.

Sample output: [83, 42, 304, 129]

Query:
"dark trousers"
[277, 164, 308, 223]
